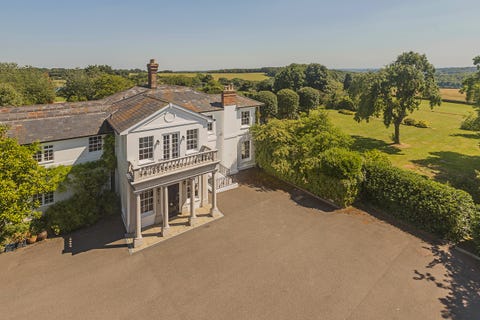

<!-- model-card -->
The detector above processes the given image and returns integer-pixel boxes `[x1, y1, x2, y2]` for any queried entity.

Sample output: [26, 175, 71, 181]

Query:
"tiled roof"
[107, 94, 169, 133]
[1, 85, 262, 144]
[0, 87, 144, 144]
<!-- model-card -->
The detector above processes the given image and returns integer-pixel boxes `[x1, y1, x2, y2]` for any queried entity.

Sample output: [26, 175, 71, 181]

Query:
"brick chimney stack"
[221, 84, 236, 107]
[147, 59, 159, 89]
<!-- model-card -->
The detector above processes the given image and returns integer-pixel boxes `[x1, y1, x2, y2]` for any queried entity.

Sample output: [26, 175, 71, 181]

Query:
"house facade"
[1, 59, 262, 247]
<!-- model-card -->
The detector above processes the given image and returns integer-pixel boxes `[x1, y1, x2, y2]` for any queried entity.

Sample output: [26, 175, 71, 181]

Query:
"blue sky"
[1, 0, 479, 70]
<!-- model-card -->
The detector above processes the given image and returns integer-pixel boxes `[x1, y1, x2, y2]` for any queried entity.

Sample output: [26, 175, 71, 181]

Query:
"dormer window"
[241, 111, 250, 126]
[34, 145, 54, 163]
[139, 136, 154, 161]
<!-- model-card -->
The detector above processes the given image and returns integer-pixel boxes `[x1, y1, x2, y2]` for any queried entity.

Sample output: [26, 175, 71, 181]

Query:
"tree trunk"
[393, 121, 401, 144]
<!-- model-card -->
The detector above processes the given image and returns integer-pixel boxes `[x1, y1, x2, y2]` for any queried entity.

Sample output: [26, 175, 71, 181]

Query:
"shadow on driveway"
[61, 214, 128, 255]
[235, 167, 337, 212]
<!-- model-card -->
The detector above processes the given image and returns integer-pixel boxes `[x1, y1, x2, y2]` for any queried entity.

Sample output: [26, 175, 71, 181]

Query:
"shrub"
[473, 218, 480, 254]
[362, 162, 479, 241]
[252, 110, 358, 207]
[319, 148, 363, 180]
[460, 112, 480, 131]
[414, 120, 429, 128]
[403, 118, 416, 126]
[303, 170, 361, 208]
[402, 118, 428, 128]
[337, 96, 356, 111]
[338, 109, 355, 115]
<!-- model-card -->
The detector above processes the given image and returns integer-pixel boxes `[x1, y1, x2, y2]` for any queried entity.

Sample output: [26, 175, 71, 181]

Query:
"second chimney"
[221, 84, 236, 107]
[147, 59, 159, 89]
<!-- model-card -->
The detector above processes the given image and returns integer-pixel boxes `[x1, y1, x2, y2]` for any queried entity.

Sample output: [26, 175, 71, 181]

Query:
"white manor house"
[1, 59, 262, 247]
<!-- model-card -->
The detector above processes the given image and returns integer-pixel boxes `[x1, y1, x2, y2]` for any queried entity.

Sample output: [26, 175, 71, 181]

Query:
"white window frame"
[140, 190, 154, 215]
[206, 115, 214, 133]
[163, 132, 180, 160]
[88, 135, 103, 152]
[34, 145, 54, 163]
[139, 136, 154, 161]
[241, 111, 250, 126]
[186, 177, 199, 199]
[34, 192, 55, 207]
[241, 140, 251, 160]
[186, 129, 198, 151]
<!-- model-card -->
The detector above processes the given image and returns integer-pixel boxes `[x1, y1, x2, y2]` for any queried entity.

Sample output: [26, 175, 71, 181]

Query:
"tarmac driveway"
[1, 169, 479, 320]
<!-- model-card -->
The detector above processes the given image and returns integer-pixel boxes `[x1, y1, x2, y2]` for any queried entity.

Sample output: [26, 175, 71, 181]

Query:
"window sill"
[240, 125, 250, 129]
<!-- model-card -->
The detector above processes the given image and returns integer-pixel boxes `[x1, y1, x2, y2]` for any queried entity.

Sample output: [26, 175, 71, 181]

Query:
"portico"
[126, 146, 221, 248]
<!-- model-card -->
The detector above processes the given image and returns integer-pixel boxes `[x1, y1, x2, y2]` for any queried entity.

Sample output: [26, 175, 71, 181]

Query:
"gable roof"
[1, 85, 263, 144]
[107, 94, 170, 133]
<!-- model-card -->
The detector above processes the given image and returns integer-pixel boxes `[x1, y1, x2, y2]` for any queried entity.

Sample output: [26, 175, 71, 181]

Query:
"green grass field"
[326, 101, 480, 200]
[157, 72, 269, 81]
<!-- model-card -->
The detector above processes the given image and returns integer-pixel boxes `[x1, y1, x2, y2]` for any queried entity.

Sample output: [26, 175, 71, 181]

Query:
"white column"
[162, 186, 169, 236]
[189, 178, 197, 226]
[210, 170, 220, 217]
[201, 174, 209, 207]
[134, 193, 143, 247]
[153, 187, 159, 224]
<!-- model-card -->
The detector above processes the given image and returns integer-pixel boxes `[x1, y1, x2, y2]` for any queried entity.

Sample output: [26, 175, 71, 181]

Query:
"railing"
[209, 165, 237, 191]
[128, 147, 218, 182]
[218, 163, 231, 177]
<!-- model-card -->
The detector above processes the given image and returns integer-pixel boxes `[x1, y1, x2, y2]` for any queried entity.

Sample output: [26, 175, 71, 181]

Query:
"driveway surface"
[1, 169, 479, 320]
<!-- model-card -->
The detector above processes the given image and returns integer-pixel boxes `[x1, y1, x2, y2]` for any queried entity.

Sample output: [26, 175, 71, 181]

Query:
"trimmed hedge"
[362, 162, 479, 241]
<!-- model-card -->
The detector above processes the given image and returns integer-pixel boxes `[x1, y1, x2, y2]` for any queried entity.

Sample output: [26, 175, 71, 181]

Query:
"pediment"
[130, 104, 209, 133]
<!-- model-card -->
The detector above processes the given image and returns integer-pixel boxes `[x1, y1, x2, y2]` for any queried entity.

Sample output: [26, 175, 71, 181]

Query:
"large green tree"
[254, 91, 278, 122]
[277, 89, 299, 119]
[0, 83, 23, 107]
[297, 87, 320, 113]
[304, 63, 329, 91]
[0, 63, 56, 105]
[461, 56, 480, 106]
[273, 64, 306, 92]
[60, 68, 134, 101]
[355, 52, 441, 144]
[0, 126, 67, 244]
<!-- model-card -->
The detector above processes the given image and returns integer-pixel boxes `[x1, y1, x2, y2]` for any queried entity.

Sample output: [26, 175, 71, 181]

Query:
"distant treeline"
[434, 67, 476, 88]
[160, 67, 283, 77]
[161, 66, 476, 89]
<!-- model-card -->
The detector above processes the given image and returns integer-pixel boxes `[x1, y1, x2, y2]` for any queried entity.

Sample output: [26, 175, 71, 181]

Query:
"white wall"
[215, 105, 256, 173]
[35, 135, 105, 211]
[39, 135, 104, 168]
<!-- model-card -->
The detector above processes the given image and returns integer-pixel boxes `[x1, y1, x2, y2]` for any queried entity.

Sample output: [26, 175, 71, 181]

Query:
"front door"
[168, 184, 179, 218]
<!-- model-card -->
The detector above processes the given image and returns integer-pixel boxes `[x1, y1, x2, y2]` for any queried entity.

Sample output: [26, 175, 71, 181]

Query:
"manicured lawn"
[157, 72, 269, 81]
[326, 100, 480, 200]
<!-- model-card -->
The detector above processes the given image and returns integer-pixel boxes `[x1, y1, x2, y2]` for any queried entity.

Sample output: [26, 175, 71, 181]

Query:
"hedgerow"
[362, 161, 479, 242]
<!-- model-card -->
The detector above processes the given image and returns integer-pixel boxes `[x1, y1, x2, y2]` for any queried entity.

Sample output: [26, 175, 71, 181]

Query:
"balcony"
[127, 146, 218, 183]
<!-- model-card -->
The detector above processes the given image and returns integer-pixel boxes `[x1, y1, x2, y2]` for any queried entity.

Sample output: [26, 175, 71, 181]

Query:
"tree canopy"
[0, 126, 69, 244]
[305, 63, 329, 91]
[273, 64, 306, 92]
[0, 63, 56, 106]
[355, 51, 441, 144]
[297, 87, 320, 113]
[461, 56, 480, 106]
[60, 69, 134, 101]
[254, 91, 278, 122]
[277, 89, 299, 119]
